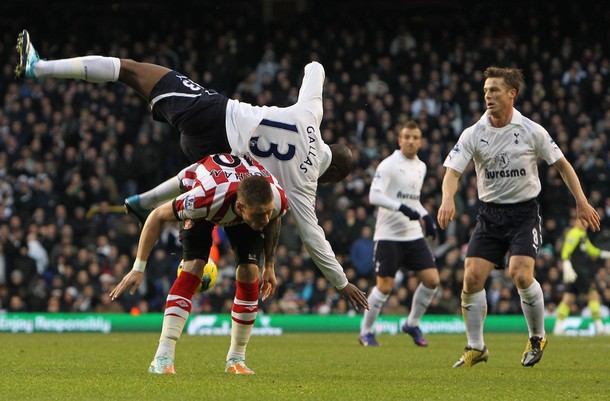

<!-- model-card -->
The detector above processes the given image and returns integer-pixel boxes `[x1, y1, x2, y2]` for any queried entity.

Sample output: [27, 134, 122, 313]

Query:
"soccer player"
[109, 153, 289, 375]
[438, 66, 601, 367]
[359, 121, 439, 347]
[554, 213, 610, 336]
[16, 30, 369, 311]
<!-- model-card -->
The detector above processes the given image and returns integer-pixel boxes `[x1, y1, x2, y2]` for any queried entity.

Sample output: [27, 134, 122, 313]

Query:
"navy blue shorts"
[374, 238, 436, 278]
[179, 219, 263, 265]
[150, 71, 231, 163]
[466, 199, 542, 268]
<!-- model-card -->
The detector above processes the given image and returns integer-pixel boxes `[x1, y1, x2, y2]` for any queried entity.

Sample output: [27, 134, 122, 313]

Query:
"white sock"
[34, 56, 120, 82]
[462, 290, 487, 350]
[226, 322, 254, 361]
[360, 286, 389, 335]
[407, 283, 437, 327]
[518, 280, 545, 338]
[155, 315, 186, 360]
[138, 177, 182, 209]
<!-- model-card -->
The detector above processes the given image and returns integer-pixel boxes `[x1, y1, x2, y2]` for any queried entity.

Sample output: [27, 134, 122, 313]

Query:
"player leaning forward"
[437, 66, 601, 368]
[110, 154, 289, 375]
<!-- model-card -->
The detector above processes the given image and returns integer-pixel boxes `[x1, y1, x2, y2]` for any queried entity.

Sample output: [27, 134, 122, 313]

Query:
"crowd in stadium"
[1, 2, 609, 320]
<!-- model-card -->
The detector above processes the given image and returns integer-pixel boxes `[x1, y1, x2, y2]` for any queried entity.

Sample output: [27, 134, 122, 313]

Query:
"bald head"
[319, 144, 353, 184]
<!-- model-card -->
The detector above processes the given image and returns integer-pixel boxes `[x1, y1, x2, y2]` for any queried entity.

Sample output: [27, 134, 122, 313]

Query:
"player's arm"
[560, 229, 580, 261]
[583, 238, 610, 260]
[553, 157, 601, 231]
[110, 202, 176, 300]
[260, 216, 281, 301]
[437, 167, 461, 230]
[297, 62, 324, 120]
[289, 188, 368, 310]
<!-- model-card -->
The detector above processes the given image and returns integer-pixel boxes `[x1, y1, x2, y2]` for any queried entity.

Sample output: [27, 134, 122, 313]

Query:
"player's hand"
[562, 260, 577, 284]
[423, 215, 438, 240]
[338, 283, 369, 311]
[399, 204, 420, 220]
[109, 270, 144, 300]
[437, 200, 455, 230]
[576, 202, 601, 232]
[260, 267, 277, 301]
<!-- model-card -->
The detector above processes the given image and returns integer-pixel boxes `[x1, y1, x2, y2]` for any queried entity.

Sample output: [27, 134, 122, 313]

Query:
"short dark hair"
[329, 144, 353, 182]
[237, 175, 273, 206]
[484, 66, 525, 97]
[403, 120, 419, 130]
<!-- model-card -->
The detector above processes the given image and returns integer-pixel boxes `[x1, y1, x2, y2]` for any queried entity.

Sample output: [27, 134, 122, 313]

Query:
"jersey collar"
[482, 107, 524, 127]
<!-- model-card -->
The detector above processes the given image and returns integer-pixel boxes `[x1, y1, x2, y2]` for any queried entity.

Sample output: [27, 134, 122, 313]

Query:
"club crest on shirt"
[184, 194, 196, 210]
[495, 152, 510, 169]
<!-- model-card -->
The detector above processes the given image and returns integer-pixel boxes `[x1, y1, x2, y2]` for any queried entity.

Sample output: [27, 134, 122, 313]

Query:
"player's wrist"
[132, 259, 147, 273]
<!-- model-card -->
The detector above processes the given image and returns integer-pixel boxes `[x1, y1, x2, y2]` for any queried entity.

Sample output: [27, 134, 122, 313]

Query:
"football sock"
[138, 177, 182, 209]
[226, 280, 259, 361]
[518, 280, 545, 337]
[33, 56, 120, 82]
[155, 270, 200, 360]
[461, 290, 487, 350]
[407, 283, 437, 327]
[360, 286, 389, 335]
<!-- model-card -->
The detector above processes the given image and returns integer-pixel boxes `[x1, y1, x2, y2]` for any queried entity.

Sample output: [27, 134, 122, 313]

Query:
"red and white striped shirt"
[172, 154, 288, 225]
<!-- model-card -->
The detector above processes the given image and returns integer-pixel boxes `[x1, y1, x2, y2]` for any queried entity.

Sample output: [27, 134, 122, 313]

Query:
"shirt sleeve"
[297, 62, 324, 121]
[533, 125, 564, 165]
[369, 163, 401, 211]
[443, 127, 474, 173]
[287, 184, 349, 290]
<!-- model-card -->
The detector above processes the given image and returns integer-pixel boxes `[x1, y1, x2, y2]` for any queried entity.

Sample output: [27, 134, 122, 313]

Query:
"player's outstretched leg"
[15, 29, 39, 79]
[14, 29, 170, 100]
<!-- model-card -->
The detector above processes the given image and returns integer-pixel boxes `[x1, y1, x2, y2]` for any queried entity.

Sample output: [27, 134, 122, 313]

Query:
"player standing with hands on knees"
[110, 154, 288, 375]
[359, 121, 439, 347]
[437, 66, 601, 368]
[16, 29, 369, 311]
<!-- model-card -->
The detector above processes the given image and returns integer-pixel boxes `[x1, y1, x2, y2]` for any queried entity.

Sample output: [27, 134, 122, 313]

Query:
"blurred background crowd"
[1, 1, 609, 319]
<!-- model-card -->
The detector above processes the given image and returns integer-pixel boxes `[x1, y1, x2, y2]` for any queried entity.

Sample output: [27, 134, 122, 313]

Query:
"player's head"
[236, 175, 275, 231]
[319, 144, 353, 184]
[483, 66, 524, 97]
[483, 66, 524, 115]
[398, 120, 422, 159]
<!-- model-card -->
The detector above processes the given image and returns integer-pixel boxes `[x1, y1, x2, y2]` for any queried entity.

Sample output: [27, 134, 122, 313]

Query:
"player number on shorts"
[532, 227, 540, 246]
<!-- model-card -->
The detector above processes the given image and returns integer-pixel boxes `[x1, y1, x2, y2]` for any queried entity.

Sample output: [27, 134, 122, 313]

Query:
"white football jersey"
[224, 62, 347, 289]
[443, 108, 564, 203]
[369, 150, 429, 241]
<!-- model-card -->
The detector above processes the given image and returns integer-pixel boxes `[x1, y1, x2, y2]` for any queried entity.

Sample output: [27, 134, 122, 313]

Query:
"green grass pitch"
[2, 332, 609, 401]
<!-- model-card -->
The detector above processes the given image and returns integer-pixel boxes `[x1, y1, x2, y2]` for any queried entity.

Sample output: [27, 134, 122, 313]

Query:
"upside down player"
[110, 154, 288, 375]
[16, 29, 369, 312]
